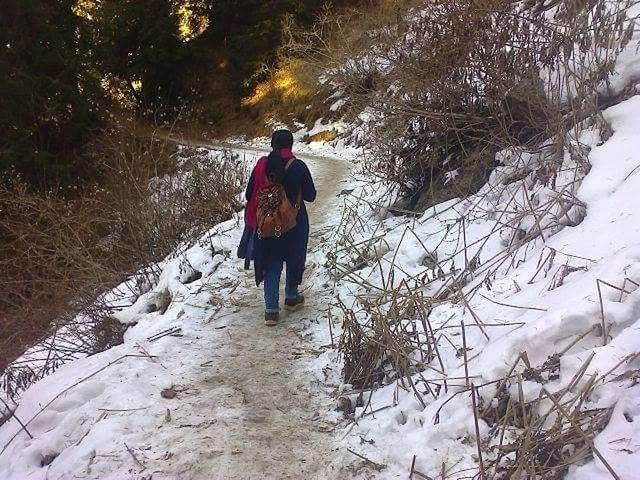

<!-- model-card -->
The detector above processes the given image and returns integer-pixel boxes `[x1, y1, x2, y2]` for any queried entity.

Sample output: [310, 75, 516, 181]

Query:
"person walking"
[238, 129, 316, 326]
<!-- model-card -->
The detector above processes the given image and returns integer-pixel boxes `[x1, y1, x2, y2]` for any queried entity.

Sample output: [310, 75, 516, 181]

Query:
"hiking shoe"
[265, 311, 279, 326]
[284, 295, 305, 311]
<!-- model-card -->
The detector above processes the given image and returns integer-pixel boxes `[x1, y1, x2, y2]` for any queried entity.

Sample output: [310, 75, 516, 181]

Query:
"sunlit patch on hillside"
[242, 60, 310, 107]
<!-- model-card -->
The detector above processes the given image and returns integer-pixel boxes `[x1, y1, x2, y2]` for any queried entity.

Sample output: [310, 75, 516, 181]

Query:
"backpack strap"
[284, 157, 296, 171]
[284, 157, 302, 208]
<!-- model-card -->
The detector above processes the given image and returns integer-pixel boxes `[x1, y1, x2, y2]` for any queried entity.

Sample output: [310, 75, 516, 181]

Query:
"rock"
[337, 396, 354, 415]
[420, 253, 438, 269]
[145, 289, 172, 315]
[41, 453, 58, 467]
[89, 316, 128, 355]
[179, 262, 202, 284]
[161, 387, 177, 399]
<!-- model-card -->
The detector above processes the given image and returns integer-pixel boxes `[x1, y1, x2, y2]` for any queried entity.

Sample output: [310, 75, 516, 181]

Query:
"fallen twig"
[147, 326, 182, 342]
[124, 442, 146, 470]
[347, 447, 387, 471]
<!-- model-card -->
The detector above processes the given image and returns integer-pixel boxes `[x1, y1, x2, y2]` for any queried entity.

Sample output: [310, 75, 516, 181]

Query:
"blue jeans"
[264, 259, 300, 313]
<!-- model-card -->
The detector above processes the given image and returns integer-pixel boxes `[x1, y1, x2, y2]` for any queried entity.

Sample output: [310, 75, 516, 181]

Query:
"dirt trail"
[154, 146, 351, 479]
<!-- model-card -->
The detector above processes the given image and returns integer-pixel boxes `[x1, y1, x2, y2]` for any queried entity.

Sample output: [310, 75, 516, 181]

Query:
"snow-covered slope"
[320, 95, 640, 479]
[2, 97, 640, 478]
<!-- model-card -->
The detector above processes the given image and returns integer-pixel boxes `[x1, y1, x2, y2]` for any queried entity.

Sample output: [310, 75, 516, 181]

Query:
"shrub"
[0, 118, 245, 397]
[288, 0, 638, 208]
[241, 2, 372, 133]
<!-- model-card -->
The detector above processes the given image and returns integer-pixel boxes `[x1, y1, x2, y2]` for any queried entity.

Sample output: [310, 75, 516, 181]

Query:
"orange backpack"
[256, 158, 302, 239]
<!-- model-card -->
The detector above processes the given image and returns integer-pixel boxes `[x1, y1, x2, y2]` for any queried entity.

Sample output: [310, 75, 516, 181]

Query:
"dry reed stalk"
[0, 396, 32, 440]
[477, 294, 547, 312]
[325, 5, 639, 471]
[458, 289, 489, 341]
[541, 387, 621, 480]
[461, 321, 470, 389]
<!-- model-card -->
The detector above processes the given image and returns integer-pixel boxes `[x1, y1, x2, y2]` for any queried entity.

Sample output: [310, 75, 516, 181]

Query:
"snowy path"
[0, 145, 353, 479]
[164, 146, 350, 479]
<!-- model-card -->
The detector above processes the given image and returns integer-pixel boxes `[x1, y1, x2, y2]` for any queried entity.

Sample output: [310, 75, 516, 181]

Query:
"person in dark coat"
[238, 129, 316, 326]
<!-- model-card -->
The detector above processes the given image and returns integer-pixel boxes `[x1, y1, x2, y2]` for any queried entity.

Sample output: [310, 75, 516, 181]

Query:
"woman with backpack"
[238, 129, 317, 326]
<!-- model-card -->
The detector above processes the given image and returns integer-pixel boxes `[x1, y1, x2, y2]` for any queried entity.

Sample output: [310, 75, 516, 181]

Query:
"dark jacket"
[238, 155, 316, 286]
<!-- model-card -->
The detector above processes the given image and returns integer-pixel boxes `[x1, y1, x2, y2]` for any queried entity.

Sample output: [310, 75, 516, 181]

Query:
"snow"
[226, 119, 363, 160]
[309, 94, 640, 479]
[329, 98, 346, 112]
[606, 4, 640, 96]
[4, 98, 640, 476]
[0, 211, 250, 478]
[569, 396, 640, 480]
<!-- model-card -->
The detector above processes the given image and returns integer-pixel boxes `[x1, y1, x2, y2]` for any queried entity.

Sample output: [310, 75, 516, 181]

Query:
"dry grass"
[0, 117, 245, 398]
[329, 186, 632, 479]
[325, 69, 637, 475]
[287, 0, 638, 209]
[238, 2, 380, 134]
[240, 57, 334, 134]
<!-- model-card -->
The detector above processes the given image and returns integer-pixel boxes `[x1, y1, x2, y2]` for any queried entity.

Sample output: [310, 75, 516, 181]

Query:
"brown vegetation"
[0, 118, 245, 398]
[316, 0, 639, 476]
[286, 0, 638, 208]
[328, 120, 634, 477]
[237, 2, 372, 135]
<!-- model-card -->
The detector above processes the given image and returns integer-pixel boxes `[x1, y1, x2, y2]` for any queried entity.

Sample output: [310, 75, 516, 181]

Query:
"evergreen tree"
[88, 0, 196, 118]
[0, 0, 103, 189]
[0, 0, 344, 188]
[196, 0, 325, 98]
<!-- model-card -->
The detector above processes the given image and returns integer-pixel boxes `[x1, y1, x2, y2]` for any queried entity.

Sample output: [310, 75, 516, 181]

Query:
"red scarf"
[245, 148, 294, 229]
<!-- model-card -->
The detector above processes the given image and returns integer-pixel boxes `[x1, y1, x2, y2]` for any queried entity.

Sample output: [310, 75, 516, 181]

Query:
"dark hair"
[271, 129, 294, 150]
[266, 150, 286, 184]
